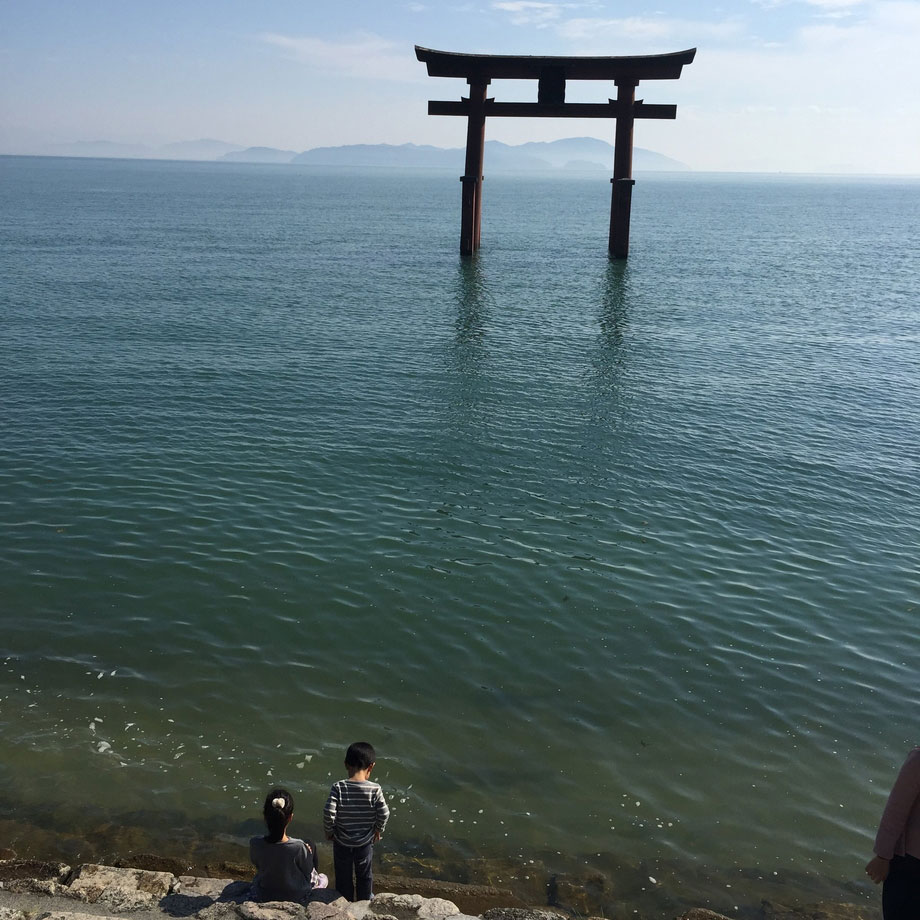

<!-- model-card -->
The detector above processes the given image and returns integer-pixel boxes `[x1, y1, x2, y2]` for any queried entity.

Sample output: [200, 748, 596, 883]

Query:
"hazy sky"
[2, 0, 918, 173]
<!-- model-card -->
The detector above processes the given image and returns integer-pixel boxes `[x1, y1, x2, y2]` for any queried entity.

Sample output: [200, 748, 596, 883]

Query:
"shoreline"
[0, 803, 876, 913]
[0, 842, 874, 920]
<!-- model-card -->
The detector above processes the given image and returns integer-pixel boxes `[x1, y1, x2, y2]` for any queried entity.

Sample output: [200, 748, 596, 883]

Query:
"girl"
[866, 746, 920, 919]
[250, 788, 327, 902]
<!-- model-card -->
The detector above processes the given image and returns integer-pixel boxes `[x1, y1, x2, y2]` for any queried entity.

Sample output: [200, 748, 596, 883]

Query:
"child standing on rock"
[323, 741, 390, 901]
[250, 788, 327, 902]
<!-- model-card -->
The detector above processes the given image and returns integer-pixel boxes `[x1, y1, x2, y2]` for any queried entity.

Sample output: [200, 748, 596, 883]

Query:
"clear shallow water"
[1, 156, 919, 916]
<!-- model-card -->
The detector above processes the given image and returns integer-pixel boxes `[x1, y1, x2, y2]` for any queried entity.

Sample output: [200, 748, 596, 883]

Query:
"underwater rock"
[760, 900, 872, 920]
[116, 854, 193, 877]
[0, 860, 71, 885]
[374, 875, 520, 915]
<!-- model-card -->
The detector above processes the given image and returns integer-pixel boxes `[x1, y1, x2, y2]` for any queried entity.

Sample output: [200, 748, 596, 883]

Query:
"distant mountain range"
[42, 136, 688, 171]
[285, 138, 687, 171]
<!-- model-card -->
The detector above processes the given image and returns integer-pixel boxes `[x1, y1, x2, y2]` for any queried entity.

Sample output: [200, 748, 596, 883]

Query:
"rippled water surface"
[1, 156, 919, 916]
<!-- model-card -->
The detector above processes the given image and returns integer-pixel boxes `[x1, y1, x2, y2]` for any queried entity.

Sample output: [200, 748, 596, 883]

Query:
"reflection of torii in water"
[416, 46, 696, 259]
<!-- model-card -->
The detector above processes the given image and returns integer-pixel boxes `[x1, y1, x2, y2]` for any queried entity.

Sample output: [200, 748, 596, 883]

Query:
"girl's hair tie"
[272, 797, 286, 810]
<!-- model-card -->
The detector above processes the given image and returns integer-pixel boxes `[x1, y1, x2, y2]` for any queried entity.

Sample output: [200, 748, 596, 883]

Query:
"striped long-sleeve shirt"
[323, 779, 390, 847]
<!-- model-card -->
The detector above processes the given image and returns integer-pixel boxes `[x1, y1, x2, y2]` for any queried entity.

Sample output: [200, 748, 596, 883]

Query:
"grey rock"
[160, 877, 249, 917]
[220, 882, 254, 903]
[481, 911, 565, 920]
[176, 878, 230, 899]
[303, 893, 347, 909]
[368, 895, 426, 918]
[65, 864, 176, 910]
[338, 901, 369, 920]
[160, 891, 215, 917]
[676, 911, 733, 920]
[7, 879, 63, 896]
[360, 897, 460, 920]
[367, 894, 459, 920]
[238, 900, 309, 920]
[196, 903, 244, 920]
[179, 877, 251, 901]
[35, 913, 103, 920]
[304, 901, 349, 920]
[0, 907, 29, 920]
[417, 899, 460, 920]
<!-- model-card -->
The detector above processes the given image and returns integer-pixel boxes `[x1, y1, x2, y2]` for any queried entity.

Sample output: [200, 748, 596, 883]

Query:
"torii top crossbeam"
[415, 46, 696, 81]
[416, 45, 696, 258]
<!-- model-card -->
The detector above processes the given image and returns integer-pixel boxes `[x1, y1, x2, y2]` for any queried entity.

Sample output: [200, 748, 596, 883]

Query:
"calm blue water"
[1, 155, 919, 916]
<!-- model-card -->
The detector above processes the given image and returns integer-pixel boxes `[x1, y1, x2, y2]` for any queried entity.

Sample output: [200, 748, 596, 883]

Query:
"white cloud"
[751, 0, 865, 8]
[666, 1, 920, 171]
[493, 1, 566, 27]
[556, 15, 745, 50]
[259, 32, 423, 83]
[494, 0, 557, 8]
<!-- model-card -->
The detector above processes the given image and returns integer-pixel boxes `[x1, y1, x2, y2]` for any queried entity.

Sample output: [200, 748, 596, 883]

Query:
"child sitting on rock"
[250, 788, 328, 902]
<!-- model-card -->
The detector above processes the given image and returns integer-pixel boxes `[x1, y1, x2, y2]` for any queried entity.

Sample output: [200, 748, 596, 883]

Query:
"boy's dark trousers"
[333, 840, 374, 901]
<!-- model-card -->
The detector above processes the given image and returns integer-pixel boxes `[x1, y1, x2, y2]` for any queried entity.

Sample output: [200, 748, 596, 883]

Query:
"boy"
[323, 741, 390, 901]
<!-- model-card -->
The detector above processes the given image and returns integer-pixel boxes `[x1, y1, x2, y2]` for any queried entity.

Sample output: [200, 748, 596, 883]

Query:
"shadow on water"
[579, 260, 633, 437]
[453, 256, 489, 347]
[598, 259, 631, 352]
[439, 257, 495, 439]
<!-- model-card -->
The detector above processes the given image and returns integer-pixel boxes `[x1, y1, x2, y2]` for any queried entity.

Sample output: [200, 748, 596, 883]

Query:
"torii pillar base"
[609, 178, 635, 259]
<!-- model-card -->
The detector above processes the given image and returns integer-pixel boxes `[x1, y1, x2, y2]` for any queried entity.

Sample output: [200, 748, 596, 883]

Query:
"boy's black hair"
[263, 788, 293, 843]
[345, 741, 376, 770]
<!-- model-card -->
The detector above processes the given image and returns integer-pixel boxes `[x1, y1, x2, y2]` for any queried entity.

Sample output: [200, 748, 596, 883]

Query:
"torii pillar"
[416, 46, 696, 258]
[460, 79, 489, 254]
[610, 78, 637, 259]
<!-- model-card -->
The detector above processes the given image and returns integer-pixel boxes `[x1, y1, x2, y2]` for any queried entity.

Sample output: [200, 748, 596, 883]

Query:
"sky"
[1, 0, 918, 173]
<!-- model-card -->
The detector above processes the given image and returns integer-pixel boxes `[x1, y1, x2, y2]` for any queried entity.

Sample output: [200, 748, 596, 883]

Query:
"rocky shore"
[0, 860, 872, 920]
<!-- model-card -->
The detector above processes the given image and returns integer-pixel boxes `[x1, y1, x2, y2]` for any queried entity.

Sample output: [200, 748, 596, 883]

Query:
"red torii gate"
[415, 45, 696, 258]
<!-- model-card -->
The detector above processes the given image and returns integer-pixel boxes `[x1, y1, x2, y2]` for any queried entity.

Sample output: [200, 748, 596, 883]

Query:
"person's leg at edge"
[353, 842, 374, 901]
[882, 855, 920, 920]
[333, 841, 355, 901]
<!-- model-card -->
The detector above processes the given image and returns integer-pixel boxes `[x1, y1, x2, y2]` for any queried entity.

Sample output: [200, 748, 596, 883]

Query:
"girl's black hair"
[263, 788, 294, 843]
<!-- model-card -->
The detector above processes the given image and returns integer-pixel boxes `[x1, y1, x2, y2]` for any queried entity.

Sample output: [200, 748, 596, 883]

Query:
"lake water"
[1, 155, 918, 918]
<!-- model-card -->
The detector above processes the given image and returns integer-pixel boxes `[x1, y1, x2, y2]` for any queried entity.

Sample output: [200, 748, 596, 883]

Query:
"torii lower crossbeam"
[416, 46, 696, 258]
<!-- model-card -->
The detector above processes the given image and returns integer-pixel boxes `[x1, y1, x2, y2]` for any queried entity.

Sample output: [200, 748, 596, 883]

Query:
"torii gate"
[415, 46, 696, 258]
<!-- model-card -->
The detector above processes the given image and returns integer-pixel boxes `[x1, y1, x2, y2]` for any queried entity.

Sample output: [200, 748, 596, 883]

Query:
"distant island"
[39, 136, 689, 172]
